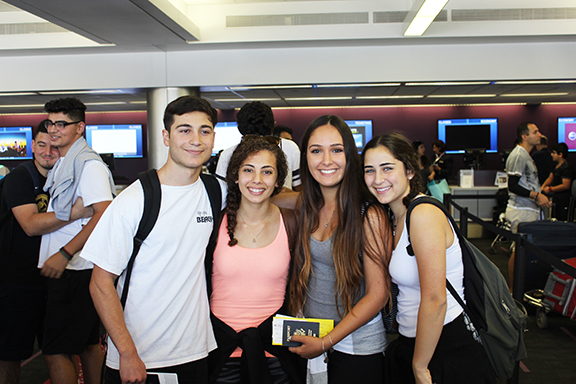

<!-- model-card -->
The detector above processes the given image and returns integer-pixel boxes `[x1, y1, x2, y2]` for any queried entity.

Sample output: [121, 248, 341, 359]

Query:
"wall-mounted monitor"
[438, 118, 498, 154]
[558, 117, 576, 152]
[85, 124, 144, 158]
[213, 122, 242, 156]
[0, 126, 33, 160]
[345, 120, 373, 153]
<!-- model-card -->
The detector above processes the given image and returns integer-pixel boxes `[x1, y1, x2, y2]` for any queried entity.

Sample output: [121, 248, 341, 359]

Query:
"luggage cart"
[524, 257, 576, 329]
[489, 212, 512, 255]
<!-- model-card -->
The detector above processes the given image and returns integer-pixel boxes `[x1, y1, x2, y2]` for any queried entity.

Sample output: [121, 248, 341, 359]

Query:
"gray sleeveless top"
[304, 235, 387, 355]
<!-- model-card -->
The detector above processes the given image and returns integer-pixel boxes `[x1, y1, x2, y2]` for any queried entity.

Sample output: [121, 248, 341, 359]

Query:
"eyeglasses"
[242, 135, 282, 148]
[44, 120, 81, 130]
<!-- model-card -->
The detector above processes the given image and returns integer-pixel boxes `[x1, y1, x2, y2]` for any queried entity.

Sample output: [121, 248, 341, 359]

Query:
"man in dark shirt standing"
[0, 122, 90, 384]
[531, 135, 554, 185]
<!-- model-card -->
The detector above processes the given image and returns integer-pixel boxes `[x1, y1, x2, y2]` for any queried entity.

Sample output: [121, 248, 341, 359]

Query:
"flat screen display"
[438, 118, 498, 154]
[85, 124, 144, 158]
[213, 122, 242, 156]
[558, 117, 576, 152]
[345, 120, 373, 153]
[0, 126, 33, 159]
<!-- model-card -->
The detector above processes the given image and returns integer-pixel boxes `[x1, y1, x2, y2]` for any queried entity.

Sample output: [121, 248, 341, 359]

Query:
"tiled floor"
[16, 237, 576, 384]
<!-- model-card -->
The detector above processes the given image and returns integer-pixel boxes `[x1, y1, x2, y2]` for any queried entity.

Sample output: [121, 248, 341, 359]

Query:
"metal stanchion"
[460, 207, 469, 239]
[507, 233, 527, 384]
[512, 234, 528, 302]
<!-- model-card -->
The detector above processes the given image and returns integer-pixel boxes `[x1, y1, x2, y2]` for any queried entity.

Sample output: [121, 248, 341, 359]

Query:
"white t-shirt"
[38, 159, 114, 270]
[389, 215, 465, 338]
[215, 138, 301, 189]
[506, 145, 540, 213]
[81, 176, 226, 370]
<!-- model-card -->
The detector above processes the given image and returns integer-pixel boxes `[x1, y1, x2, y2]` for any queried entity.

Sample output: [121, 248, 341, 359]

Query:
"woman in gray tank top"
[288, 115, 392, 384]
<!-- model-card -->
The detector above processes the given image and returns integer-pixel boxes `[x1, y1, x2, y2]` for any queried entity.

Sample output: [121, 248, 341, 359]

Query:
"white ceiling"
[1, 0, 576, 112]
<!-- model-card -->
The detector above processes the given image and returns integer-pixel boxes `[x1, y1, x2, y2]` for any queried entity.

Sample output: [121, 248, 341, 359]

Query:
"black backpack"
[405, 196, 527, 379]
[119, 169, 222, 307]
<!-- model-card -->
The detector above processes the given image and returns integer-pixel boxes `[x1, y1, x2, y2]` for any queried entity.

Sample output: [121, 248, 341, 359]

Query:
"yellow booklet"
[272, 314, 334, 346]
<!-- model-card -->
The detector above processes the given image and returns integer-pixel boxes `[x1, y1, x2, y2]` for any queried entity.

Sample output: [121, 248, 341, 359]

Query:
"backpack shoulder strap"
[21, 162, 40, 192]
[405, 196, 454, 256]
[200, 173, 222, 229]
[119, 169, 162, 308]
[200, 173, 222, 296]
[404, 196, 474, 315]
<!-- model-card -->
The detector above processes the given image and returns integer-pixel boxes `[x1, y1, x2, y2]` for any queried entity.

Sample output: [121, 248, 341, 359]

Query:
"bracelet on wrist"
[59, 247, 72, 261]
[327, 333, 334, 348]
[321, 337, 325, 352]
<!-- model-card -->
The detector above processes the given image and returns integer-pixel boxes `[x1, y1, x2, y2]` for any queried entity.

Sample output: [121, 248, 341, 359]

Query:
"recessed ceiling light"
[213, 98, 282, 102]
[494, 80, 576, 85]
[38, 90, 124, 95]
[0, 104, 45, 108]
[501, 93, 568, 97]
[404, 0, 450, 36]
[228, 85, 311, 90]
[356, 95, 424, 99]
[284, 97, 351, 101]
[316, 83, 401, 88]
[406, 81, 491, 86]
[427, 94, 496, 98]
[0, 92, 38, 96]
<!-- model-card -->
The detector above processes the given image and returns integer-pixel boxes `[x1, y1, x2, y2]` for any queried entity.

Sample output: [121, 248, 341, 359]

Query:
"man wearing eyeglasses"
[0, 121, 93, 384]
[38, 98, 115, 384]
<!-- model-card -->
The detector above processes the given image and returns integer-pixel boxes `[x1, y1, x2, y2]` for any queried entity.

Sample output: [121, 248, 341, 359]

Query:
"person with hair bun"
[362, 133, 495, 384]
[288, 115, 391, 384]
[208, 136, 305, 384]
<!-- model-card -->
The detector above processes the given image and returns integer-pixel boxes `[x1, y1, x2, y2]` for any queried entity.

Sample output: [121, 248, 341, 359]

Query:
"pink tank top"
[210, 213, 290, 357]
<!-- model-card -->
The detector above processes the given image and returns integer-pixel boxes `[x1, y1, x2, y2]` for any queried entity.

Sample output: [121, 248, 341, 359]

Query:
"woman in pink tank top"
[208, 136, 305, 384]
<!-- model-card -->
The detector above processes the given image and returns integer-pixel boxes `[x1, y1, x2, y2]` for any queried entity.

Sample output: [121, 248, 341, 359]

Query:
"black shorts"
[214, 357, 290, 384]
[384, 313, 496, 384]
[104, 357, 208, 384]
[0, 282, 46, 361]
[327, 350, 384, 384]
[42, 269, 101, 355]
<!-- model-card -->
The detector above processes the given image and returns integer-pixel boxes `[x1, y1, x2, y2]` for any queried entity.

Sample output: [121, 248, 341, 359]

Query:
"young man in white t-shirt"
[82, 96, 226, 384]
[39, 98, 115, 384]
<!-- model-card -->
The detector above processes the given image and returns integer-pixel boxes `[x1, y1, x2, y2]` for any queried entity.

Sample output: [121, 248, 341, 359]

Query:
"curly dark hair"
[236, 101, 274, 136]
[225, 137, 288, 246]
[44, 97, 86, 122]
[363, 132, 423, 208]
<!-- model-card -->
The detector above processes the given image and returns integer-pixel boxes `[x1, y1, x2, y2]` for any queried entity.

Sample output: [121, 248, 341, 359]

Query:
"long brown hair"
[289, 115, 391, 317]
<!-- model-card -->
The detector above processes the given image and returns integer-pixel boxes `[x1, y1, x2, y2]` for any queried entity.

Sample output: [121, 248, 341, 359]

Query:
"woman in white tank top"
[362, 133, 495, 384]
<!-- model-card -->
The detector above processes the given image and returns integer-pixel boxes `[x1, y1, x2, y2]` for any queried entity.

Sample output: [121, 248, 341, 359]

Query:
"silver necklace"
[392, 209, 407, 237]
[324, 209, 335, 228]
[238, 211, 272, 243]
